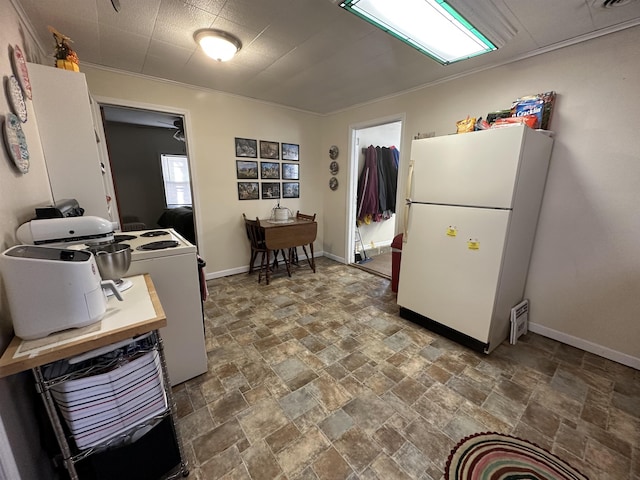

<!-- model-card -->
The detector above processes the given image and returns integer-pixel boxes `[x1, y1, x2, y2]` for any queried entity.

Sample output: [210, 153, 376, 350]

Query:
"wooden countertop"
[0, 274, 166, 378]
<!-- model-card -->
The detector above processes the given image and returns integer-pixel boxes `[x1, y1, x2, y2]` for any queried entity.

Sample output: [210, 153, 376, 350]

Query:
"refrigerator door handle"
[403, 160, 415, 243]
[403, 201, 411, 242]
[405, 159, 415, 203]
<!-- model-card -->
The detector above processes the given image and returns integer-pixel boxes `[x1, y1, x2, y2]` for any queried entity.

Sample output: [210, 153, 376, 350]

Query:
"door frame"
[345, 113, 406, 264]
[93, 96, 201, 245]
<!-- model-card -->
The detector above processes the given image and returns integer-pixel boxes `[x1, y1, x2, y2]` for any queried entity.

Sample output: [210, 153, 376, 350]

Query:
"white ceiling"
[15, 0, 640, 115]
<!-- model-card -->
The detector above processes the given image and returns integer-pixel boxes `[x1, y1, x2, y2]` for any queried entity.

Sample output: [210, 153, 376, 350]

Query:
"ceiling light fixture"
[194, 29, 242, 62]
[339, 0, 497, 64]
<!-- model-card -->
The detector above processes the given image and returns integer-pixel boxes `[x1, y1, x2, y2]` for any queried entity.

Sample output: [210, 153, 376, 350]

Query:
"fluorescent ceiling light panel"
[339, 0, 497, 64]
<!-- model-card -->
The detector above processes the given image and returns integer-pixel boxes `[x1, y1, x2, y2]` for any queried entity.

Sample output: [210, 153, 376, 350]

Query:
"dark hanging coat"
[379, 147, 398, 216]
[357, 145, 379, 222]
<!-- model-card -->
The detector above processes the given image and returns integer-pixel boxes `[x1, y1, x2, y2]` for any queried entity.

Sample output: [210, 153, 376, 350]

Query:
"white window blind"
[160, 154, 192, 207]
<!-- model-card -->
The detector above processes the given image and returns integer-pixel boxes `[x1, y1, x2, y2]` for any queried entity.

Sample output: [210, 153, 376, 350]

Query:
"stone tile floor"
[174, 257, 640, 479]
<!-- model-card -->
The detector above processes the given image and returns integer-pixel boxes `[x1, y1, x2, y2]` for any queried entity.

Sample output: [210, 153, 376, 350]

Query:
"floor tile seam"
[607, 404, 640, 437]
[575, 418, 635, 458]
[548, 423, 595, 468]
[398, 416, 453, 470]
[369, 449, 423, 479]
[476, 388, 528, 429]
[527, 382, 587, 425]
[580, 437, 634, 477]
[388, 442, 435, 480]
[235, 436, 285, 479]
[270, 426, 337, 479]
[333, 430, 391, 476]
[553, 363, 618, 391]
[311, 427, 360, 477]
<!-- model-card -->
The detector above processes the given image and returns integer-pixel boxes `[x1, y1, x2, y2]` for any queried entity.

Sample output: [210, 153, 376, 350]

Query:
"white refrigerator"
[397, 125, 554, 353]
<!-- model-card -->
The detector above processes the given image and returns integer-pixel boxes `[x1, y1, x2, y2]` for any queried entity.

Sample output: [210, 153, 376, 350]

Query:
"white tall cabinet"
[27, 63, 119, 226]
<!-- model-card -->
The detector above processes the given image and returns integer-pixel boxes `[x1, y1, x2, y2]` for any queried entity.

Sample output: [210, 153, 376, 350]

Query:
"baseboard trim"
[528, 322, 640, 370]
[205, 250, 328, 280]
[323, 252, 345, 263]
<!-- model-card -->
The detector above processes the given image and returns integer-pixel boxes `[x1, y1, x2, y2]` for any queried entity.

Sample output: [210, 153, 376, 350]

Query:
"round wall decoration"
[329, 177, 338, 191]
[7, 76, 27, 123]
[329, 160, 339, 175]
[12, 45, 32, 100]
[329, 145, 339, 160]
[3, 113, 30, 174]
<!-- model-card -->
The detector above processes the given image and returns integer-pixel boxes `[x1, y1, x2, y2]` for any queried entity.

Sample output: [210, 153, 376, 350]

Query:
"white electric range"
[109, 228, 207, 385]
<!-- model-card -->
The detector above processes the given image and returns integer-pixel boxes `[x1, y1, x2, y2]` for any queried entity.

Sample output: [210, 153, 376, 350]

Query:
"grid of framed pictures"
[235, 137, 299, 200]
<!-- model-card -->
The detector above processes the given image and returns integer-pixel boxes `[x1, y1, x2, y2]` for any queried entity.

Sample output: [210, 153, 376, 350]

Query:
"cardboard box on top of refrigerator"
[511, 91, 556, 130]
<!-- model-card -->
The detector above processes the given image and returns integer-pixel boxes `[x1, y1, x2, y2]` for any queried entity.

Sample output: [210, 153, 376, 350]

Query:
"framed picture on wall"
[261, 182, 280, 199]
[259, 140, 279, 159]
[236, 160, 258, 179]
[282, 182, 299, 198]
[282, 163, 299, 180]
[282, 143, 299, 161]
[237, 182, 259, 200]
[235, 137, 257, 158]
[260, 161, 280, 179]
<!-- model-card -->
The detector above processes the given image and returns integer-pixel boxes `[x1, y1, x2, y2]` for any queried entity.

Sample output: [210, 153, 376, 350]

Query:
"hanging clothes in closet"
[357, 145, 399, 224]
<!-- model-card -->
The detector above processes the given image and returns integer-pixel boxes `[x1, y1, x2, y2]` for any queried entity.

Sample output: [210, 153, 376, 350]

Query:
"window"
[160, 154, 192, 207]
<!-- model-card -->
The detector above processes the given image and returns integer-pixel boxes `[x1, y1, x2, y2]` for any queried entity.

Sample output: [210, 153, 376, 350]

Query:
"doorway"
[346, 116, 404, 278]
[96, 101, 199, 246]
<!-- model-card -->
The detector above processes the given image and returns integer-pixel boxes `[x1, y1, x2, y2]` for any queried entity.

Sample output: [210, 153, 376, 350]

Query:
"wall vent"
[509, 299, 529, 344]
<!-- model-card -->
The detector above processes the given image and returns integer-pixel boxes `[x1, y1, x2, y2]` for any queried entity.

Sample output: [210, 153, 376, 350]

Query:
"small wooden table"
[0, 275, 189, 479]
[260, 218, 317, 283]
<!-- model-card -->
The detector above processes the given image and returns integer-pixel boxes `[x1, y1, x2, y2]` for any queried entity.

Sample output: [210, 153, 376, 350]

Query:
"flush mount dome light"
[339, 0, 497, 64]
[194, 29, 242, 62]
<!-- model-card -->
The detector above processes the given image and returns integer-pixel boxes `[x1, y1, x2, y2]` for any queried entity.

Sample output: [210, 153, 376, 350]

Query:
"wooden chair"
[243, 214, 291, 284]
[290, 211, 316, 272]
[243, 214, 268, 282]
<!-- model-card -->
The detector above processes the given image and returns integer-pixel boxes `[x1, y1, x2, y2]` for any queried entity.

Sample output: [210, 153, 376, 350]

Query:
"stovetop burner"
[137, 240, 179, 251]
[113, 234, 137, 242]
[140, 230, 170, 238]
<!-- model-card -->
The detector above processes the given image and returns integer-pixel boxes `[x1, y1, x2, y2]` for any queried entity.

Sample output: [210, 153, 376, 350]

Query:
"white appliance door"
[397, 204, 510, 343]
[126, 253, 207, 385]
[410, 126, 525, 208]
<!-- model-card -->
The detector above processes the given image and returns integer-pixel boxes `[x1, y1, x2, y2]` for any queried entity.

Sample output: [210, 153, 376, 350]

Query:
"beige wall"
[82, 67, 324, 277]
[0, 2, 57, 478]
[320, 27, 640, 366]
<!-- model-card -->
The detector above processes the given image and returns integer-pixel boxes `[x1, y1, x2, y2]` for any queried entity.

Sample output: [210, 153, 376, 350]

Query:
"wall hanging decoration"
[259, 140, 279, 159]
[236, 160, 258, 179]
[3, 113, 30, 174]
[235, 137, 257, 157]
[6, 76, 27, 123]
[282, 163, 299, 180]
[282, 143, 299, 161]
[329, 145, 339, 159]
[329, 177, 338, 191]
[283, 182, 299, 198]
[329, 160, 339, 175]
[261, 182, 280, 199]
[49, 26, 80, 71]
[238, 182, 259, 200]
[11, 45, 32, 100]
[235, 138, 302, 201]
[260, 161, 280, 179]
